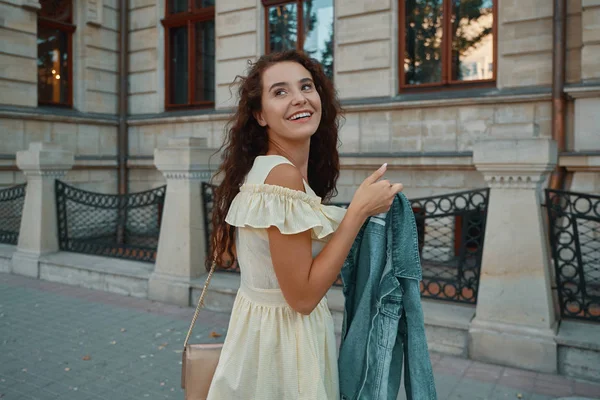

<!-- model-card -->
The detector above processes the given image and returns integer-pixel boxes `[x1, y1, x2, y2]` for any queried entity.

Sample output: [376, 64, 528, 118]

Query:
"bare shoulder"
[264, 163, 305, 193]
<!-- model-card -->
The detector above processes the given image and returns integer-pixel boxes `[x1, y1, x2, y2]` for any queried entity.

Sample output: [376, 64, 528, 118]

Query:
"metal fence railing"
[546, 189, 599, 322]
[0, 184, 26, 245]
[202, 184, 490, 304]
[410, 189, 490, 304]
[55, 180, 166, 263]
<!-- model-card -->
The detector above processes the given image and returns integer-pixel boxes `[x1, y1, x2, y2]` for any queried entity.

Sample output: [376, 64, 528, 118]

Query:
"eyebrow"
[268, 77, 313, 92]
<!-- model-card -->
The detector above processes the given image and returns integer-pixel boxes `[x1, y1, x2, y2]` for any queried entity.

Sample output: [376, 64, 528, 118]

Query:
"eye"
[301, 83, 313, 91]
[274, 89, 287, 96]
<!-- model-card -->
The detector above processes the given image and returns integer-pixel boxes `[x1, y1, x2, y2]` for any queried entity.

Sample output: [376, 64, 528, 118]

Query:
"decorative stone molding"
[22, 170, 70, 179]
[483, 174, 537, 189]
[16, 142, 75, 176]
[21, 0, 41, 11]
[473, 138, 558, 191]
[85, 0, 103, 26]
[162, 171, 212, 181]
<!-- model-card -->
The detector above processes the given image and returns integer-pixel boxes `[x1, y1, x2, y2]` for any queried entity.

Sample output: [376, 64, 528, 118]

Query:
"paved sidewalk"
[0, 273, 599, 400]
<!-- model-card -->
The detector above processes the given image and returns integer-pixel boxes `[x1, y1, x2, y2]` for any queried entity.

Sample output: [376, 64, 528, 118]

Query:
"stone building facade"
[1, 0, 599, 381]
[1, 0, 598, 197]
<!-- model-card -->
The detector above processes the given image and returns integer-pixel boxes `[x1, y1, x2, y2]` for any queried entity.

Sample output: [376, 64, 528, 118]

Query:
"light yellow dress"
[206, 155, 346, 400]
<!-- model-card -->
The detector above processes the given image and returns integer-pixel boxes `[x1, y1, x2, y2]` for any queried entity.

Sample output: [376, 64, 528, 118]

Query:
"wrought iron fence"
[410, 189, 489, 304]
[202, 185, 489, 304]
[0, 184, 26, 245]
[545, 189, 600, 322]
[55, 181, 166, 263]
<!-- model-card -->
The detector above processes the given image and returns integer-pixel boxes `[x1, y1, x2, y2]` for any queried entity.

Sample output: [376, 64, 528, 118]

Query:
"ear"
[253, 110, 267, 127]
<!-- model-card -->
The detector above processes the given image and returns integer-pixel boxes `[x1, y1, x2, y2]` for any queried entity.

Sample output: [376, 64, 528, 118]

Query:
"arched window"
[263, 0, 334, 79]
[37, 0, 75, 107]
[161, 0, 216, 109]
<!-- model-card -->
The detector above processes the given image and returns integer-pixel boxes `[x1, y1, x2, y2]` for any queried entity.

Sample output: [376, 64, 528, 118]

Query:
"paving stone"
[574, 380, 600, 397]
[2, 272, 599, 400]
[448, 377, 495, 399]
[489, 384, 532, 400]
[529, 395, 555, 400]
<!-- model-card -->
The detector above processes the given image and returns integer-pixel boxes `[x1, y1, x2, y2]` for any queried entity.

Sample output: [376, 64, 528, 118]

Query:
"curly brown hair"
[208, 50, 343, 270]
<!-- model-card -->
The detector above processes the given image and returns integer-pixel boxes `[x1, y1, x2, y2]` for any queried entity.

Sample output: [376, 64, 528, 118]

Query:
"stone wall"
[339, 101, 553, 155]
[129, 0, 162, 114]
[0, 116, 118, 192]
[0, 0, 120, 112]
[77, 0, 120, 114]
[215, 0, 261, 109]
[0, 1, 38, 107]
[0, 117, 117, 157]
[498, 0, 582, 87]
[334, 0, 395, 99]
[127, 113, 229, 191]
[1, 0, 598, 196]
[582, 0, 600, 80]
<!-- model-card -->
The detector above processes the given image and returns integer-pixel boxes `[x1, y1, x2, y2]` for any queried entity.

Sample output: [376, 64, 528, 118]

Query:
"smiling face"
[254, 61, 322, 145]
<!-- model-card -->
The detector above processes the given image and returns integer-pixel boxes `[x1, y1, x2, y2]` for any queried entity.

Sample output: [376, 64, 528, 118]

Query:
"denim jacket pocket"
[376, 295, 403, 349]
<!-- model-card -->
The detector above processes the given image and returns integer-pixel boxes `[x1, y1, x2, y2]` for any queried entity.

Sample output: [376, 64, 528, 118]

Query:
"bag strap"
[183, 260, 217, 349]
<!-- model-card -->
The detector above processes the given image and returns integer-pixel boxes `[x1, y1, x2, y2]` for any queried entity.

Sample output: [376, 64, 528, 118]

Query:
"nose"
[290, 89, 307, 106]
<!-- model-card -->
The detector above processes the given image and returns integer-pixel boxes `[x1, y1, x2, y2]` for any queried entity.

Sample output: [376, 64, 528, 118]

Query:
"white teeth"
[289, 112, 311, 120]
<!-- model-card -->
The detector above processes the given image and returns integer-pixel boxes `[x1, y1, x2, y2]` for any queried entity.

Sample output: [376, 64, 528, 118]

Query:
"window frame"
[262, 0, 306, 54]
[161, 1, 215, 110]
[37, 2, 76, 108]
[398, 0, 497, 92]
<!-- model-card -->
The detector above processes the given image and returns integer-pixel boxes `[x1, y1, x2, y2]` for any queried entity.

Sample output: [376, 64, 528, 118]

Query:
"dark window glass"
[37, 26, 70, 105]
[170, 0, 188, 14]
[195, 20, 215, 102]
[404, 0, 444, 85]
[37, 0, 73, 106]
[196, 0, 214, 7]
[169, 26, 188, 105]
[163, 0, 215, 108]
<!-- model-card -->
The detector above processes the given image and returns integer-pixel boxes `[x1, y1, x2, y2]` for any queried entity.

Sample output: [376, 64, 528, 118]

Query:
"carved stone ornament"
[86, 0, 103, 26]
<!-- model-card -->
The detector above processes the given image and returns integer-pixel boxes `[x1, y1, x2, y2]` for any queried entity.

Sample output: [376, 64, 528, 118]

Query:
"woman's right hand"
[348, 163, 404, 219]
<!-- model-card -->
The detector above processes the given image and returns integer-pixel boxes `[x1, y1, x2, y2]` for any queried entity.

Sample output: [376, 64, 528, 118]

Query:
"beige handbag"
[181, 260, 223, 400]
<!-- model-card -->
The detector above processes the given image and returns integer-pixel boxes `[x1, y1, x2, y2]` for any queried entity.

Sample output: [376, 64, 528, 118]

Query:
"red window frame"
[37, 0, 75, 107]
[398, 0, 497, 93]
[161, 1, 215, 110]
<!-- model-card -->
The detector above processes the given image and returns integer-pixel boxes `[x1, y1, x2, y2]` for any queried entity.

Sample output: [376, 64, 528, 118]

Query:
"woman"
[207, 50, 403, 399]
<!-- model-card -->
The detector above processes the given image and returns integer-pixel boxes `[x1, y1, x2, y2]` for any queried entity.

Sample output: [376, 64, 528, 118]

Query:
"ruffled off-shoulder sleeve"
[225, 183, 346, 239]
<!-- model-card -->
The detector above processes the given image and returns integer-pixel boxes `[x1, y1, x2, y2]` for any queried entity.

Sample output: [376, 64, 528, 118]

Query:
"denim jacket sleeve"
[338, 194, 437, 400]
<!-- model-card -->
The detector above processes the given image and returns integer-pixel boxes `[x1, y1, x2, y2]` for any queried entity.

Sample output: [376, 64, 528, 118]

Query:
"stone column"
[11, 143, 74, 277]
[469, 138, 559, 373]
[148, 137, 215, 306]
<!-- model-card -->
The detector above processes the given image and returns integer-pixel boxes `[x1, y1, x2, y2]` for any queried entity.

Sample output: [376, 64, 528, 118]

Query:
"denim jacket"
[338, 193, 437, 400]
